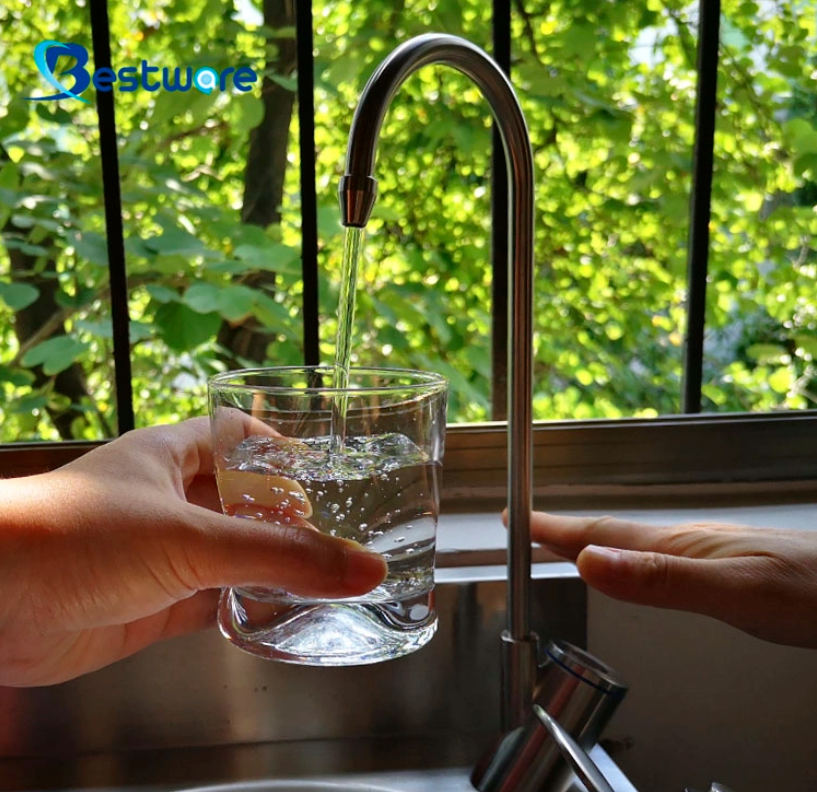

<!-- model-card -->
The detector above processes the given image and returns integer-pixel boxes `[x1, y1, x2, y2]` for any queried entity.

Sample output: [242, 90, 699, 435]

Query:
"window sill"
[435, 500, 817, 572]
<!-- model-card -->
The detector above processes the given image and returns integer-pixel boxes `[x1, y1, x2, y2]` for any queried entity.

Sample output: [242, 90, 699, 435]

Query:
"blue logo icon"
[193, 67, 219, 94]
[27, 41, 257, 102]
[30, 40, 92, 104]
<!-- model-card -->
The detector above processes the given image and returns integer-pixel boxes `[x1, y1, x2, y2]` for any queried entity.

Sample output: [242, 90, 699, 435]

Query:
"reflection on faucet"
[339, 31, 537, 734]
[534, 705, 616, 792]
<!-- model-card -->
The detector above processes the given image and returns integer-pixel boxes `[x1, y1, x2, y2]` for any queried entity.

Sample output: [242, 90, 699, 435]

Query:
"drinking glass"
[208, 366, 448, 666]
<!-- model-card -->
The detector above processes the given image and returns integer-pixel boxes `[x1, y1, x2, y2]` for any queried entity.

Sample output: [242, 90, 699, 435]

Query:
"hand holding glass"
[209, 366, 447, 666]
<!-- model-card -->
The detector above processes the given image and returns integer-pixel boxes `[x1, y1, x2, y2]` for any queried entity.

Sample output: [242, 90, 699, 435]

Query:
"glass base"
[218, 588, 438, 666]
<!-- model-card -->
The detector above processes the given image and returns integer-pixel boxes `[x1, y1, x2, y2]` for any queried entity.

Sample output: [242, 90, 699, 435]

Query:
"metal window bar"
[296, 0, 320, 367]
[88, 0, 134, 435]
[491, 0, 512, 421]
[682, 0, 722, 413]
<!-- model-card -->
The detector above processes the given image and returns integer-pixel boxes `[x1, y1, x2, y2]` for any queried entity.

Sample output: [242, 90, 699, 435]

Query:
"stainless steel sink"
[181, 783, 401, 792]
[176, 752, 637, 792]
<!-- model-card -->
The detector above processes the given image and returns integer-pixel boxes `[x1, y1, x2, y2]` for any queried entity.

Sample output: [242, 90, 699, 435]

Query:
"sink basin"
[182, 783, 400, 792]
[175, 757, 635, 792]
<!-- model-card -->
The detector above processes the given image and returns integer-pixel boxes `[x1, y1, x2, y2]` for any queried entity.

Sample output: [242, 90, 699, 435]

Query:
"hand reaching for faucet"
[527, 511, 817, 648]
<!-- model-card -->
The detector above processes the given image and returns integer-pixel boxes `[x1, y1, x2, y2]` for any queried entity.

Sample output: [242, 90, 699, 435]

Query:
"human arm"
[0, 418, 386, 686]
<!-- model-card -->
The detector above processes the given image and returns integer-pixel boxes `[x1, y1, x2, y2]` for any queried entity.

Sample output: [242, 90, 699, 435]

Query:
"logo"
[27, 40, 257, 103]
[30, 41, 92, 103]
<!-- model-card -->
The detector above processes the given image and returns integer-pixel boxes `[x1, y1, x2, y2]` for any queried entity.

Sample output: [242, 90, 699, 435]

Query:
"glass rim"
[208, 365, 448, 397]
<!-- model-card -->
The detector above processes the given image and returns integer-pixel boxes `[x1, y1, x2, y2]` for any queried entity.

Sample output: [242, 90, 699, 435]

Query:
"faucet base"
[473, 640, 627, 792]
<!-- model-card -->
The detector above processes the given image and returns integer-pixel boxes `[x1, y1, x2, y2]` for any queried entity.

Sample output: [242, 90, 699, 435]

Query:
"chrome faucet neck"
[339, 32, 537, 730]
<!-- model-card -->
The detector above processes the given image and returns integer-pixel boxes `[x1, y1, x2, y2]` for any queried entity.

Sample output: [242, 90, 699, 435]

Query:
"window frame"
[4, 0, 814, 500]
[4, 412, 817, 505]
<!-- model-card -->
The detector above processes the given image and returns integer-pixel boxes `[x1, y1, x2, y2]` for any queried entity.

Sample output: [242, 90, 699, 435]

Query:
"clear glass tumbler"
[209, 366, 448, 666]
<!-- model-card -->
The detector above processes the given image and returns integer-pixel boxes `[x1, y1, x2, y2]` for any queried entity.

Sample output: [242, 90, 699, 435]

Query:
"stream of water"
[330, 226, 365, 452]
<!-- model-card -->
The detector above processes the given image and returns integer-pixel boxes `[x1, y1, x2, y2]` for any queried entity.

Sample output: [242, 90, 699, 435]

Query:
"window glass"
[517, 0, 695, 419]
[314, 0, 697, 421]
[1, 0, 306, 441]
[107, 0, 304, 428]
[4, 0, 812, 444]
[0, 1, 115, 441]
[704, 0, 817, 412]
[313, 0, 493, 421]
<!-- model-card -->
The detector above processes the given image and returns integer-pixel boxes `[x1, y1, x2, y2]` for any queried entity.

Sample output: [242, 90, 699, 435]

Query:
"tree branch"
[513, 0, 542, 64]
[661, 3, 698, 72]
[9, 271, 169, 367]
[155, 120, 229, 152]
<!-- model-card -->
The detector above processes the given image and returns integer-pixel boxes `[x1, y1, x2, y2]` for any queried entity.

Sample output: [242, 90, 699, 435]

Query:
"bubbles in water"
[222, 432, 439, 605]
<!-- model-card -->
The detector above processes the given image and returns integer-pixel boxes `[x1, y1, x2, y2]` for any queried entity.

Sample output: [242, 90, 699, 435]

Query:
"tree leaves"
[144, 225, 214, 258]
[746, 343, 789, 365]
[21, 336, 88, 376]
[3, 237, 50, 257]
[783, 118, 817, 156]
[72, 231, 109, 266]
[154, 302, 221, 352]
[184, 283, 257, 322]
[232, 241, 300, 273]
[230, 93, 265, 141]
[0, 282, 39, 311]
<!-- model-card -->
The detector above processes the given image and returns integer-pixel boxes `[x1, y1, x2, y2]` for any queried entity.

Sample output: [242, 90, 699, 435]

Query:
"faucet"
[339, 33, 627, 792]
[339, 31, 537, 734]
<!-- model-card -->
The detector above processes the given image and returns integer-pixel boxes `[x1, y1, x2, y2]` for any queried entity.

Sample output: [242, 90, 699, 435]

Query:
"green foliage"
[0, 0, 816, 441]
[154, 302, 222, 352]
[0, 282, 39, 310]
[21, 336, 89, 375]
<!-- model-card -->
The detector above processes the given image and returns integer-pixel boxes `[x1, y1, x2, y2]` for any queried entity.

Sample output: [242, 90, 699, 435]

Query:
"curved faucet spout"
[339, 33, 537, 730]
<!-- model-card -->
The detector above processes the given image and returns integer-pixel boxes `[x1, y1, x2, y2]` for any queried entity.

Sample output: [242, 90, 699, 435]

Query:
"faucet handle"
[472, 641, 627, 792]
[533, 705, 616, 792]
[534, 641, 627, 747]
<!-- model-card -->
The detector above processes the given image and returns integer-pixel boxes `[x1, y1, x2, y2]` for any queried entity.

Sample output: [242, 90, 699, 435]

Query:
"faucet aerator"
[339, 174, 379, 229]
